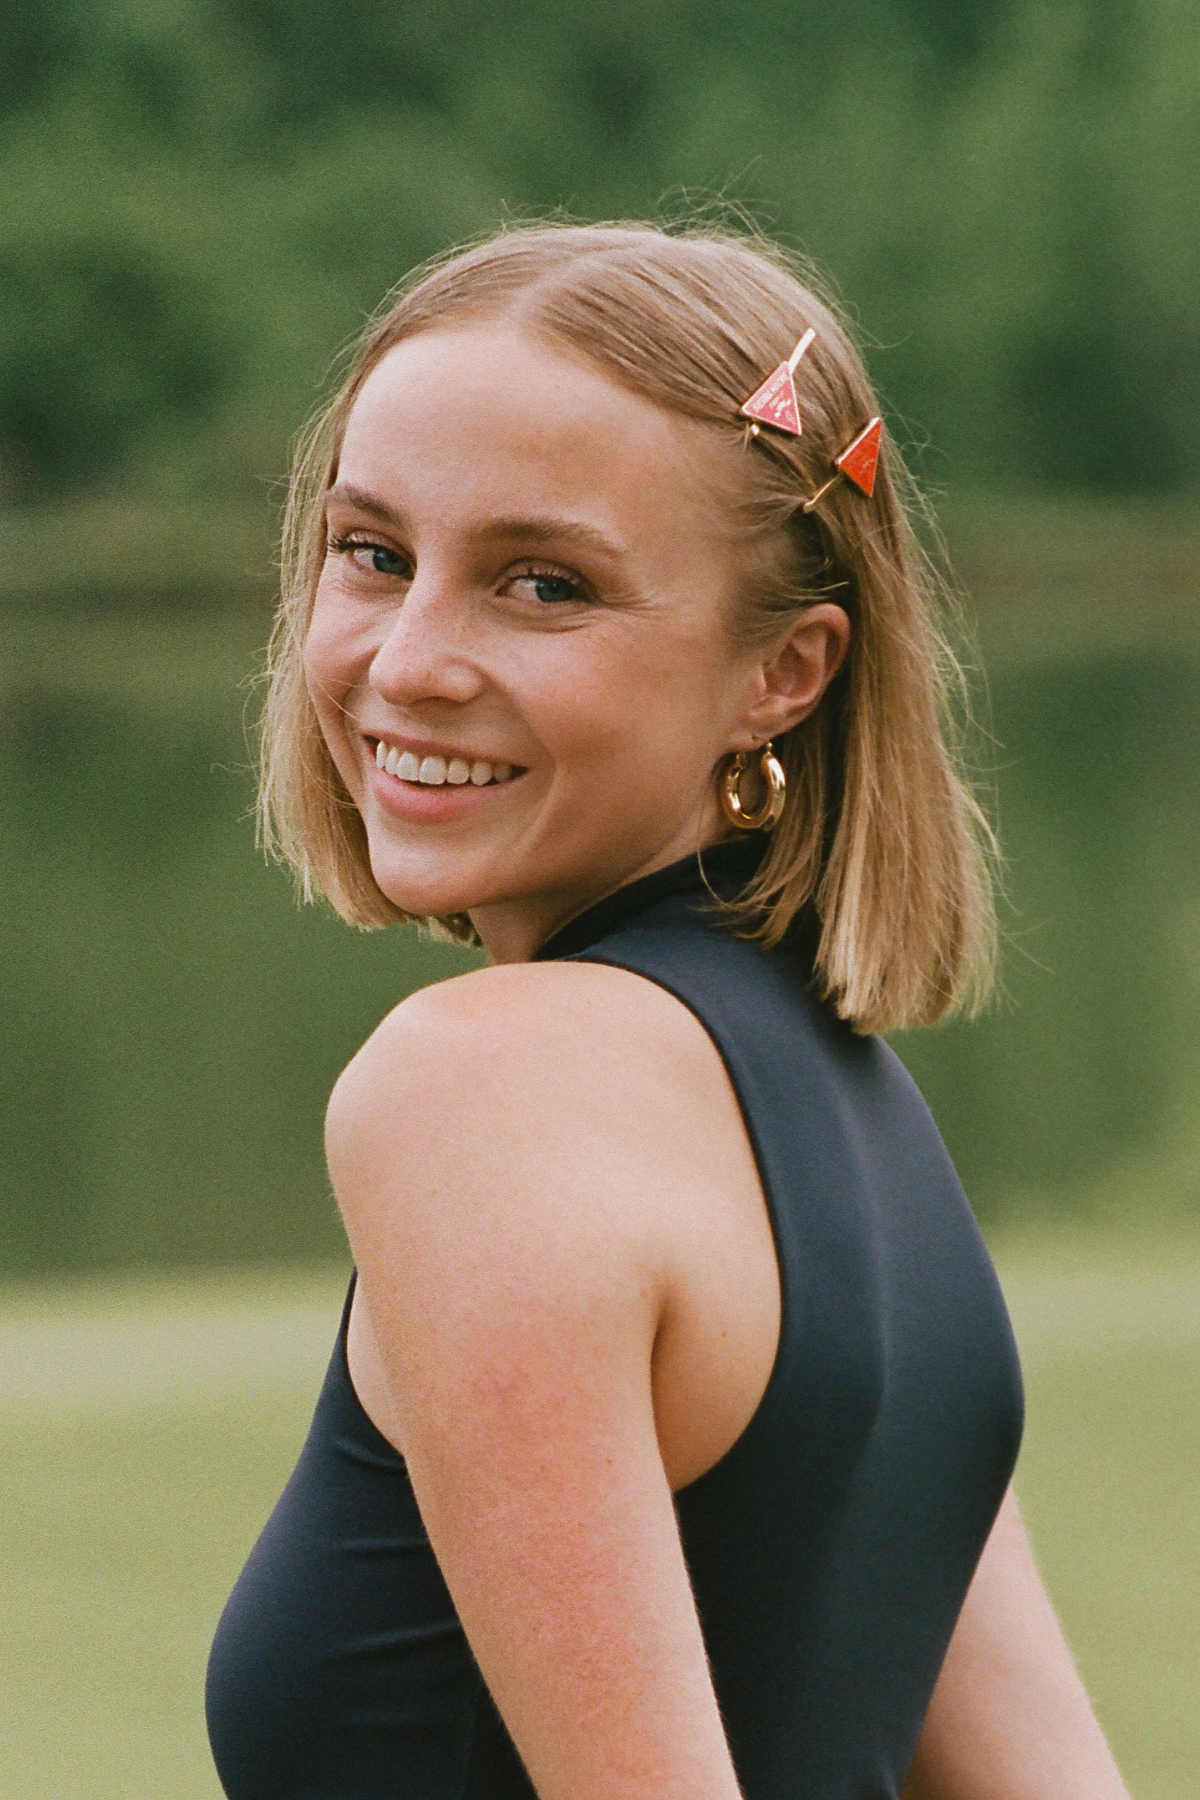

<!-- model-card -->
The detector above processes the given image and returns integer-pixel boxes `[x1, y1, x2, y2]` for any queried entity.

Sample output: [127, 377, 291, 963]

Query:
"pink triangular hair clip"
[740, 328, 815, 438]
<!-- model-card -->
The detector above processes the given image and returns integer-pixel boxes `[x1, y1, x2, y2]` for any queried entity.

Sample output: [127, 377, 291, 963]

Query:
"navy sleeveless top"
[207, 841, 1023, 1800]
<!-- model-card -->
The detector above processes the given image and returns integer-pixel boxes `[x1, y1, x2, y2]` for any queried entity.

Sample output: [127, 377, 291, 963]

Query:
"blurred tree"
[0, 0, 1195, 504]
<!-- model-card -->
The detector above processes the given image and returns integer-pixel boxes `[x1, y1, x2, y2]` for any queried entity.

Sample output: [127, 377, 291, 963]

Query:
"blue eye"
[532, 575, 578, 605]
[509, 566, 588, 606]
[364, 544, 407, 576]
[329, 535, 411, 578]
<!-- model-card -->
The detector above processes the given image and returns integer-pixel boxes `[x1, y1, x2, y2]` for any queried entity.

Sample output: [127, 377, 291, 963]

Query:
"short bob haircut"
[260, 220, 995, 1035]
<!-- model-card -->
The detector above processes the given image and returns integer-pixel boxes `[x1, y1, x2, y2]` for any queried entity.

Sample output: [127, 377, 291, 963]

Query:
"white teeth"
[376, 745, 518, 787]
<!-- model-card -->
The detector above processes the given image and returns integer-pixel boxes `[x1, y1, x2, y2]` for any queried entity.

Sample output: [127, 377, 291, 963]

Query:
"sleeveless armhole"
[566, 949, 794, 1494]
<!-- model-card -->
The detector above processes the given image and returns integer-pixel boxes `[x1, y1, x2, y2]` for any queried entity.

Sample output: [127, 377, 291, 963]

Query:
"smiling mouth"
[372, 740, 522, 789]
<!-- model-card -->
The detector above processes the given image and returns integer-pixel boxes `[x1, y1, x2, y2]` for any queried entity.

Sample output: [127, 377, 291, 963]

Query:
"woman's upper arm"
[903, 1487, 1130, 1800]
[325, 962, 744, 1800]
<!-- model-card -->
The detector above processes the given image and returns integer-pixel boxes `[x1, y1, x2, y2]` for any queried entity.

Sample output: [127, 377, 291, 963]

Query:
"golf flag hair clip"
[739, 327, 815, 438]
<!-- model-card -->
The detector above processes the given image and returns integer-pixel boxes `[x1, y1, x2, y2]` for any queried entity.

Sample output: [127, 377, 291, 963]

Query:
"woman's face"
[305, 324, 807, 960]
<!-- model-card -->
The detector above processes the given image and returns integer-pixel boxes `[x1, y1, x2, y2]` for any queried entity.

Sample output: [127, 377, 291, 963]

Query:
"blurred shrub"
[0, 0, 1196, 506]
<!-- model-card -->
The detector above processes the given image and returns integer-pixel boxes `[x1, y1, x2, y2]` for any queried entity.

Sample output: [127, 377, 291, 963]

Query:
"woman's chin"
[366, 851, 487, 924]
[374, 877, 479, 922]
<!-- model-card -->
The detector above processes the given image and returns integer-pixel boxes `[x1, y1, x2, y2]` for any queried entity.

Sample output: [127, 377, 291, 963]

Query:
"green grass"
[0, 1233, 1196, 1799]
[992, 1230, 1200, 1798]
[0, 1265, 351, 1800]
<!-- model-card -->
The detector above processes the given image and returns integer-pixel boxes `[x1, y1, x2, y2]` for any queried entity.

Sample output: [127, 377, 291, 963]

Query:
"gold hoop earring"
[719, 743, 787, 832]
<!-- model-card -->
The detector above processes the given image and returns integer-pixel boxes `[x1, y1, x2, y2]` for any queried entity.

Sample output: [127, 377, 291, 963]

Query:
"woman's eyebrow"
[477, 516, 628, 560]
[324, 490, 627, 562]
[324, 484, 402, 526]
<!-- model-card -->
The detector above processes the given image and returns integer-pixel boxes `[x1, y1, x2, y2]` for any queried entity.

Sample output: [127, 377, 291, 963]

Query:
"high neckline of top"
[533, 836, 768, 963]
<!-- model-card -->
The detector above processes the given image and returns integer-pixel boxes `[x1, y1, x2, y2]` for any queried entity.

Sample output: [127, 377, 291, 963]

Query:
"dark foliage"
[0, 0, 1195, 503]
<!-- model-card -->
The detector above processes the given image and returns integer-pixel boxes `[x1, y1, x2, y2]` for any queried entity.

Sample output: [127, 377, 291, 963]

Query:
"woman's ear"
[735, 603, 851, 747]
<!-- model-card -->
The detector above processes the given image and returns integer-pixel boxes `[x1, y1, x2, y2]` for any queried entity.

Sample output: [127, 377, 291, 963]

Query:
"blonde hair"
[260, 220, 995, 1033]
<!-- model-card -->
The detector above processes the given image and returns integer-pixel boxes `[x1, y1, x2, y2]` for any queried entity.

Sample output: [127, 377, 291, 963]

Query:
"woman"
[207, 223, 1129, 1799]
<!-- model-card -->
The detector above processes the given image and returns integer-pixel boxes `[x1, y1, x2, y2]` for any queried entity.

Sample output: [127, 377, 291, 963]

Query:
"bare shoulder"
[332, 959, 777, 1497]
[330, 959, 721, 1141]
[326, 958, 739, 1252]
[348, 957, 710, 1069]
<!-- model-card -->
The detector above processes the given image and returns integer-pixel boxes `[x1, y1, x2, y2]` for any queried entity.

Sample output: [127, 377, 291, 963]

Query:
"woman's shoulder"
[325, 959, 740, 1245]
[338, 958, 715, 1105]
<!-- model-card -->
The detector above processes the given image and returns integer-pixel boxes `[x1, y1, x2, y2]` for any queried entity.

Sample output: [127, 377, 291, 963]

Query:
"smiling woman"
[258, 225, 992, 1022]
[207, 223, 1131, 1800]
[299, 318, 857, 966]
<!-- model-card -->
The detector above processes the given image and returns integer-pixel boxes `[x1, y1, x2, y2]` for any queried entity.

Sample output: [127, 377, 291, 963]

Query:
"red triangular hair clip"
[800, 415, 883, 512]
[835, 416, 882, 496]
[739, 328, 815, 438]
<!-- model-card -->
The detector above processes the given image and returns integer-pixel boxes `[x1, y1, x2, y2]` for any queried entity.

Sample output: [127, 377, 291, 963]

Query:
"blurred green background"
[3, 0, 1198, 1269]
[1, 1, 1197, 1794]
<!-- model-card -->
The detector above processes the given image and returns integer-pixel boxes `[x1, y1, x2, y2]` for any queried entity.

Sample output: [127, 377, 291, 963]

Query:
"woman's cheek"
[303, 617, 360, 777]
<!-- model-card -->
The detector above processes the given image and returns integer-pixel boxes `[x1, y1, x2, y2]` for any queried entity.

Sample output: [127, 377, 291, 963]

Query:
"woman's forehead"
[339, 327, 734, 535]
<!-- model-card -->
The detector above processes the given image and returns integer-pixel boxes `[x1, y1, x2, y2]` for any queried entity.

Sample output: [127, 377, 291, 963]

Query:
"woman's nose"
[367, 577, 485, 708]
